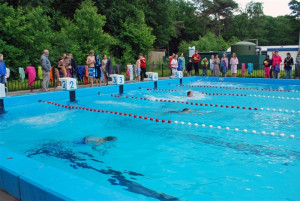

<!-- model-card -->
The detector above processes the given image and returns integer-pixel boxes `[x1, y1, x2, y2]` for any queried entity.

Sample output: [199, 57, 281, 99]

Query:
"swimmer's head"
[182, 108, 191, 112]
[187, 91, 193, 97]
[104, 136, 117, 141]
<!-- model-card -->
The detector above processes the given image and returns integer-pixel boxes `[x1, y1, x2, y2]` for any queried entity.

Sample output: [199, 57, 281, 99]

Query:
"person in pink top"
[230, 53, 239, 77]
[25, 66, 36, 92]
[272, 50, 282, 79]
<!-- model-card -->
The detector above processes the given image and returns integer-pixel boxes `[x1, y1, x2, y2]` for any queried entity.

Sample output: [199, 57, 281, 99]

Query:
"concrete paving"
[0, 189, 18, 201]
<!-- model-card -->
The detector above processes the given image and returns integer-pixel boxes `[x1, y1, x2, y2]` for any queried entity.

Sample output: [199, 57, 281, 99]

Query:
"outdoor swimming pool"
[0, 77, 299, 201]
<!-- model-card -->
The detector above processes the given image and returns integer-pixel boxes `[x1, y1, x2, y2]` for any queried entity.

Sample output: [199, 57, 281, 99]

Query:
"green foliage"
[61, 0, 113, 64]
[178, 31, 230, 54]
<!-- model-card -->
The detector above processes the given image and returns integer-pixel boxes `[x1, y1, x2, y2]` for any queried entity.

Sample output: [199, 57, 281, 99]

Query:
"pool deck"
[6, 77, 171, 97]
[0, 189, 18, 201]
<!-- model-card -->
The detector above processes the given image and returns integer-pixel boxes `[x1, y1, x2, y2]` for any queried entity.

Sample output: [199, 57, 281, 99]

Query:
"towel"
[77, 65, 85, 81]
[19, 67, 25, 82]
[25, 66, 36, 87]
[50, 67, 54, 82]
[84, 65, 89, 84]
[37, 66, 43, 80]
[241, 63, 246, 76]
[247, 63, 253, 75]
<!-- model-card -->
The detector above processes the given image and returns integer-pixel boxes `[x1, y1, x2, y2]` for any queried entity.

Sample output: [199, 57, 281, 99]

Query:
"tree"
[61, 0, 113, 65]
[289, 0, 300, 17]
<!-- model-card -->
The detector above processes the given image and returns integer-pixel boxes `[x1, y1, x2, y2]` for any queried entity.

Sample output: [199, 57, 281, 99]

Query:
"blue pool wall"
[1, 76, 300, 200]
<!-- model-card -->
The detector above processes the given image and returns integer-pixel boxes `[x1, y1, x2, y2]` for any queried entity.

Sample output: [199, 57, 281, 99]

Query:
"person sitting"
[187, 91, 193, 97]
[83, 136, 117, 145]
[54, 57, 67, 89]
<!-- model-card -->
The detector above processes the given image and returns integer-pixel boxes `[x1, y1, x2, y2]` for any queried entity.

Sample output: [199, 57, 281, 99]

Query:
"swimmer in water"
[187, 91, 193, 97]
[164, 108, 211, 115]
[83, 136, 116, 145]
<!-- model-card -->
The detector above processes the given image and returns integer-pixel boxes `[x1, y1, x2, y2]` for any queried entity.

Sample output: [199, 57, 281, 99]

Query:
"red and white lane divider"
[39, 100, 297, 139]
[110, 94, 300, 114]
[147, 88, 248, 97]
[146, 88, 299, 100]
[176, 84, 299, 93]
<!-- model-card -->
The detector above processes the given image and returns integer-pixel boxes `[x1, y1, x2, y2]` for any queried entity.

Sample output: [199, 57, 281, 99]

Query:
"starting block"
[109, 74, 125, 85]
[171, 70, 183, 79]
[59, 78, 77, 90]
[145, 72, 158, 81]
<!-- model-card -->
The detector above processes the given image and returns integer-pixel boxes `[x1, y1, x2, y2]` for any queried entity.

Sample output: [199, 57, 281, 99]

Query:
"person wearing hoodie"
[284, 52, 294, 79]
[263, 54, 272, 78]
[95, 54, 102, 86]
[272, 50, 282, 79]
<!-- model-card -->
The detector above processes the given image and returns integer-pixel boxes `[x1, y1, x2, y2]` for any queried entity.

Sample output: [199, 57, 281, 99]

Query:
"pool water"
[1, 80, 300, 201]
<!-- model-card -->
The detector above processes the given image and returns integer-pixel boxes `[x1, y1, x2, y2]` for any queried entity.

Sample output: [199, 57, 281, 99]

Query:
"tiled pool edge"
[1, 76, 299, 201]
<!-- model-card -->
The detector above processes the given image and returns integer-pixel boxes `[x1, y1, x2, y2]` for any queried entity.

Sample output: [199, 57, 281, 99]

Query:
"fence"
[5, 63, 298, 91]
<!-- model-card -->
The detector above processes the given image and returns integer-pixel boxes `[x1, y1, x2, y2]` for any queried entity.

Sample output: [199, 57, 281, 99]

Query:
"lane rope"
[110, 94, 300, 114]
[176, 84, 299, 93]
[39, 100, 298, 139]
[146, 88, 300, 100]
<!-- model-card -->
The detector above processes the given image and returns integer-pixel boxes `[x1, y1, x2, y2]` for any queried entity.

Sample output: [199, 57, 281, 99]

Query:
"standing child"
[178, 53, 185, 75]
[201, 57, 209, 76]
[95, 54, 102, 86]
[135, 57, 141, 82]
[263, 55, 272, 78]
[209, 55, 214, 76]
[186, 59, 193, 77]
[230, 53, 239, 77]
[221, 53, 228, 77]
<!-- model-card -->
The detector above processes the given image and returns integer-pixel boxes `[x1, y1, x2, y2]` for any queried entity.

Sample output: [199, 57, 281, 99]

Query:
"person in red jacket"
[139, 53, 146, 81]
[192, 50, 201, 76]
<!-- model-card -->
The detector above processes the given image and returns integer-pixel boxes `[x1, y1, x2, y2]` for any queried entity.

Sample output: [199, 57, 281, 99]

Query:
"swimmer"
[164, 108, 211, 115]
[83, 136, 116, 145]
[187, 91, 193, 97]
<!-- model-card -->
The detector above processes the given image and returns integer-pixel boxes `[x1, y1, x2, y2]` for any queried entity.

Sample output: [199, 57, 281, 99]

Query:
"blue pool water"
[1, 79, 300, 200]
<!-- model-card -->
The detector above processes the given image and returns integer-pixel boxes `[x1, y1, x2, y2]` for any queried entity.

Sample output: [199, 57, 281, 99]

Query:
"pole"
[0, 99, 5, 114]
[119, 84, 124, 95]
[69, 91, 76, 102]
[154, 81, 157, 89]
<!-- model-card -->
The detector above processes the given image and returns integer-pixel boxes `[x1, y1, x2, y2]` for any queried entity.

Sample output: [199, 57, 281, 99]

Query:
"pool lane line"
[176, 84, 299, 93]
[145, 88, 300, 100]
[39, 100, 298, 139]
[109, 94, 300, 114]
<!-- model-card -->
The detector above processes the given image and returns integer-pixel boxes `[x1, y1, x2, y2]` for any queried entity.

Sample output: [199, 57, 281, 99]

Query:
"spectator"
[135, 57, 141, 82]
[40, 49, 51, 92]
[186, 59, 193, 77]
[284, 52, 294, 79]
[221, 53, 228, 77]
[95, 54, 102, 86]
[212, 54, 220, 77]
[209, 55, 214, 76]
[140, 53, 146, 81]
[0, 54, 7, 84]
[170, 54, 178, 77]
[201, 57, 209, 76]
[272, 50, 282, 79]
[54, 56, 67, 89]
[263, 55, 272, 78]
[270, 51, 275, 78]
[230, 53, 239, 77]
[169, 53, 175, 68]
[295, 49, 300, 79]
[178, 53, 185, 75]
[101, 55, 108, 85]
[68, 53, 77, 79]
[86, 50, 96, 87]
[192, 50, 201, 76]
